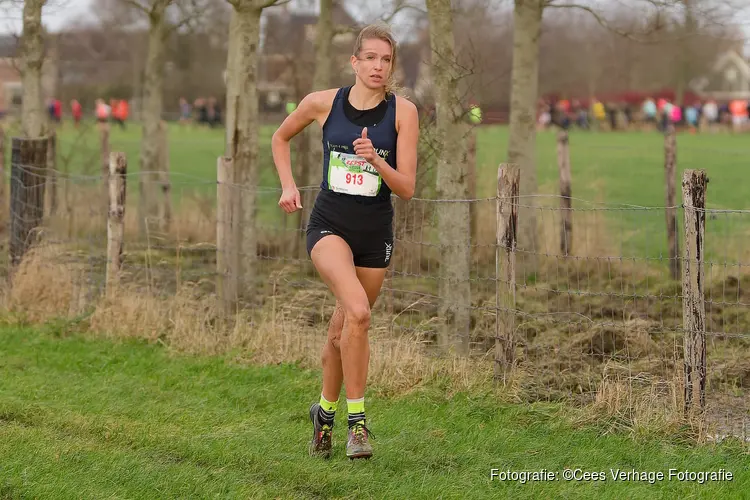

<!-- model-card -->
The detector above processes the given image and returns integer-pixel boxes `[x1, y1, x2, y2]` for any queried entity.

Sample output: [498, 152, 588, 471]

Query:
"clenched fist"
[353, 127, 379, 164]
[278, 186, 302, 213]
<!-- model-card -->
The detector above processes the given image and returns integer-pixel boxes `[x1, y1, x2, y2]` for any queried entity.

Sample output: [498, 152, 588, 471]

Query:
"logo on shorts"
[384, 242, 392, 263]
[320, 230, 332, 235]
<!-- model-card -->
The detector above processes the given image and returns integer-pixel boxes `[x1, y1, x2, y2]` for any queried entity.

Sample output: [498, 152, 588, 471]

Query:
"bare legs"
[311, 236, 387, 402]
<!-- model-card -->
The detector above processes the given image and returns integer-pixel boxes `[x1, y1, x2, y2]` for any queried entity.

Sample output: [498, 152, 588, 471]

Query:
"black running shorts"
[306, 190, 394, 269]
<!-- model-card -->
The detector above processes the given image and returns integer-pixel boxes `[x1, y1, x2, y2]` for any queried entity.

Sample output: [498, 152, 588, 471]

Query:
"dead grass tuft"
[4, 243, 89, 322]
[571, 372, 689, 437]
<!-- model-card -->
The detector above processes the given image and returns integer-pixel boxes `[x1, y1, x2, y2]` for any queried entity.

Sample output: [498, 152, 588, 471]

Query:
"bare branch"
[546, 2, 690, 44]
[119, 0, 151, 14]
[167, 0, 212, 34]
[380, 0, 426, 23]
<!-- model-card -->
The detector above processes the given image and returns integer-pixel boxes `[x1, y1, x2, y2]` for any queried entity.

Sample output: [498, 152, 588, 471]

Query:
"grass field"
[48, 120, 750, 205]
[1, 323, 748, 499]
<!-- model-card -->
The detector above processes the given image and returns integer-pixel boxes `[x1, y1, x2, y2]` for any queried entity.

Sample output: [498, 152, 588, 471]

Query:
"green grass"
[0, 323, 748, 498]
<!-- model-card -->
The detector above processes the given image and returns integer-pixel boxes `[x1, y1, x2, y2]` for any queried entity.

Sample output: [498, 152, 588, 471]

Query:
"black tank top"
[320, 86, 398, 204]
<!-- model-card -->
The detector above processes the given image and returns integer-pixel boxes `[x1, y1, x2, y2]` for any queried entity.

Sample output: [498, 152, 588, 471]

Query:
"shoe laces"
[350, 422, 375, 442]
[319, 424, 333, 444]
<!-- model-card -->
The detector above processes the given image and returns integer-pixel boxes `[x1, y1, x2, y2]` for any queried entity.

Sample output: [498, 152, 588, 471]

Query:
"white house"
[691, 49, 750, 100]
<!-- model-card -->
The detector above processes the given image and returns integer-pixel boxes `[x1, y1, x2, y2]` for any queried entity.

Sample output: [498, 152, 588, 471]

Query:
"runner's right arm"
[272, 91, 335, 213]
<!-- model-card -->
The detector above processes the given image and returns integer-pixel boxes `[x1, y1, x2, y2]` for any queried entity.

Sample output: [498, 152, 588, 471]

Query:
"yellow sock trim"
[347, 397, 365, 415]
[319, 394, 338, 413]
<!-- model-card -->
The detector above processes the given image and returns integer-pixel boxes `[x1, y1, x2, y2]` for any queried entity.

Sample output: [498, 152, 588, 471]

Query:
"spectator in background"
[195, 98, 208, 126]
[718, 101, 731, 126]
[573, 100, 589, 129]
[208, 97, 221, 128]
[469, 103, 482, 125]
[702, 99, 718, 126]
[47, 98, 56, 122]
[660, 100, 673, 131]
[685, 102, 699, 131]
[671, 103, 682, 125]
[591, 99, 606, 128]
[552, 100, 571, 130]
[537, 100, 551, 131]
[53, 98, 62, 124]
[71, 99, 82, 128]
[606, 102, 617, 130]
[95, 98, 110, 125]
[729, 99, 747, 132]
[642, 97, 657, 126]
[622, 102, 632, 129]
[179, 98, 192, 125]
[114, 99, 129, 129]
[670, 101, 682, 127]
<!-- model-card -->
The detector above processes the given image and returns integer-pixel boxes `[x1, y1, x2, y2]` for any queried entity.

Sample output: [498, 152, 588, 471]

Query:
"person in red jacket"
[113, 99, 129, 129]
[53, 99, 62, 124]
[71, 99, 82, 127]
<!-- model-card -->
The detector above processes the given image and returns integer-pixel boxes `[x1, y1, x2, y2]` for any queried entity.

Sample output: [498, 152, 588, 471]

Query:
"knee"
[345, 303, 371, 332]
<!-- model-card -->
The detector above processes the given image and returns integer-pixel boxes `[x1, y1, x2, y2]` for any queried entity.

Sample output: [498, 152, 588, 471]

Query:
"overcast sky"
[0, 0, 92, 34]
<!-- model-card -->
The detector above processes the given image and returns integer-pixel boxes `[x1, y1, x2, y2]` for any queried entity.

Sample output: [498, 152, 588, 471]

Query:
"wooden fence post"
[100, 123, 110, 227]
[100, 123, 110, 183]
[106, 153, 127, 296]
[157, 120, 171, 234]
[9, 137, 48, 268]
[495, 163, 519, 380]
[681, 169, 708, 416]
[217, 157, 239, 315]
[467, 130, 477, 243]
[665, 125, 680, 279]
[0, 127, 5, 206]
[45, 132, 57, 217]
[557, 129, 572, 256]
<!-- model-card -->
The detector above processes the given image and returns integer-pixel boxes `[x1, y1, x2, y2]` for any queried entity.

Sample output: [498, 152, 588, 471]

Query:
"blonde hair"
[353, 23, 400, 96]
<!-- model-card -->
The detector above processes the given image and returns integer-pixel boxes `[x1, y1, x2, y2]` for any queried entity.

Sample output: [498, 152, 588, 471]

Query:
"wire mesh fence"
[3, 136, 749, 444]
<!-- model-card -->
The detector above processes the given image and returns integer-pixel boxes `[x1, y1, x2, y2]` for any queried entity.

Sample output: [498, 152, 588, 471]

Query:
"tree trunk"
[225, 5, 263, 298]
[675, 0, 696, 107]
[304, 0, 334, 227]
[426, 0, 471, 355]
[20, 0, 46, 138]
[508, 0, 543, 257]
[138, 2, 169, 237]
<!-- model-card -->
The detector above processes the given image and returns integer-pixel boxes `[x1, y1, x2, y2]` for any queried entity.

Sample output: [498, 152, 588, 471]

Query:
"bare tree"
[303, 0, 333, 227]
[507, 0, 543, 255]
[224, 0, 286, 298]
[425, 0, 472, 354]
[20, 0, 47, 138]
[114, 0, 210, 236]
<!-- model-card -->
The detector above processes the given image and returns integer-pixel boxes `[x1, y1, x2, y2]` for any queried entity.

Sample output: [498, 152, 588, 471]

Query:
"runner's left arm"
[359, 98, 419, 201]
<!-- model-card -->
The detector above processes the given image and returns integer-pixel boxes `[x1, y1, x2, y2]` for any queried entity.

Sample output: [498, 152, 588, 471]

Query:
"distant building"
[0, 34, 60, 116]
[259, 4, 360, 111]
[691, 49, 750, 100]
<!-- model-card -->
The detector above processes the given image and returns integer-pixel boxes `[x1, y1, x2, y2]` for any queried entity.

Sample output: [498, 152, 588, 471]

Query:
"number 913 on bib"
[328, 151, 382, 197]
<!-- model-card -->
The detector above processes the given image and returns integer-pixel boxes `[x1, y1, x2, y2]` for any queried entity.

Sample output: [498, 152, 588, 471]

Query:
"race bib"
[328, 151, 381, 197]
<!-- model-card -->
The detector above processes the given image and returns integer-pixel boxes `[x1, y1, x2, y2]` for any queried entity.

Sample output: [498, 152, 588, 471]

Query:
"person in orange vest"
[114, 99, 129, 129]
[729, 99, 748, 133]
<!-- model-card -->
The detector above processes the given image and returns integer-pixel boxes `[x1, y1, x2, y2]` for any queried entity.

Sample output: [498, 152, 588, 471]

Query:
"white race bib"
[328, 151, 382, 197]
